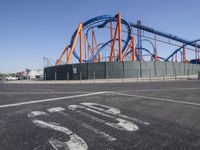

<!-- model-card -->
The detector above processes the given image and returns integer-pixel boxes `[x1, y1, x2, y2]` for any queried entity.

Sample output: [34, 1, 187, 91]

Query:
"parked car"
[5, 76, 18, 81]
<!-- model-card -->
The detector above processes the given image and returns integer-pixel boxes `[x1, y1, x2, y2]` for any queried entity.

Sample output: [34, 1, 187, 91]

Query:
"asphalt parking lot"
[0, 80, 200, 150]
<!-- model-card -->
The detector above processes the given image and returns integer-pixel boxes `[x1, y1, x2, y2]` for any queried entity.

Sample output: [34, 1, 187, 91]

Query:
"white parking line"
[0, 92, 90, 95]
[115, 87, 200, 92]
[0, 91, 107, 108]
[112, 92, 200, 106]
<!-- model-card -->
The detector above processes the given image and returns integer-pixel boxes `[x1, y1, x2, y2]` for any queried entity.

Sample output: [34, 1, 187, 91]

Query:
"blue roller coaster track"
[67, 14, 199, 63]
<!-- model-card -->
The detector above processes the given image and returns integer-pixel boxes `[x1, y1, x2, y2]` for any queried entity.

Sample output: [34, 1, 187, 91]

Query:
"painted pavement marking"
[112, 92, 200, 106]
[28, 103, 150, 149]
[0, 91, 90, 95]
[58, 110, 116, 142]
[46, 107, 116, 142]
[115, 87, 200, 93]
[80, 102, 149, 125]
[0, 91, 107, 108]
[68, 104, 138, 131]
[28, 110, 88, 150]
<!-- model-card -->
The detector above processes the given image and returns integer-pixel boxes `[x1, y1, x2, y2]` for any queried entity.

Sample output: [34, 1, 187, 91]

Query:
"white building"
[28, 69, 43, 79]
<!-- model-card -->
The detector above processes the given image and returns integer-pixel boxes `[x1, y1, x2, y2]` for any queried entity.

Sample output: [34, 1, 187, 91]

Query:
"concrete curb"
[2, 75, 198, 84]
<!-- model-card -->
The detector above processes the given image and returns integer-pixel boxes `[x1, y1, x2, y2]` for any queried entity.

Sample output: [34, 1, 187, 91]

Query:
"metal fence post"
[198, 70, 200, 80]
[163, 69, 165, 81]
[80, 72, 82, 83]
[175, 70, 177, 80]
[122, 70, 124, 83]
[149, 70, 151, 82]
[93, 72, 95, 84]
[55, 72, 57, 80]
[106, 71, 109, 84]
[187, 69, 189, 80]
[44, 73, 46, 80]
[67, 72, 69, 82]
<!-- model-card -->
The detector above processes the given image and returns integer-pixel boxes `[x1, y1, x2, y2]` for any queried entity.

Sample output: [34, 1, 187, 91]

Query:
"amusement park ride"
[52, 13, 200, 66]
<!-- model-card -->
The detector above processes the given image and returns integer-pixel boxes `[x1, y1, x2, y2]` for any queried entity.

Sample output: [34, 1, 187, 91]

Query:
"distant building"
[16, 69, 30, 80]
[15, 69, 43, 80]
[28, 69, 44, 79]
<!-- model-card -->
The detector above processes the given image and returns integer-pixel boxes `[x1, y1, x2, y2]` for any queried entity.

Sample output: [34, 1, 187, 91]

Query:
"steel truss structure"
[55, 13, 200, 65]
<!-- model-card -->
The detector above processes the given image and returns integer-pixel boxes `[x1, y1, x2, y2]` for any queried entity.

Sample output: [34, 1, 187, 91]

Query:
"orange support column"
[66, 46, 69, 64]
[79, 25, 83, 63]
[91, 28, 96, 62]
[110, 22, 113, 40]
[154, 34, 158, 61]
[67, 23, 83, 64]
[182, 46, 186, 63]
[84, 35, 87, 60]
[56, 45, 69, 65]
[131, 36, 135, 61]
[109, 24, 118, 61]
[116, 13, 123, 61]
[110, 22, 115, 60]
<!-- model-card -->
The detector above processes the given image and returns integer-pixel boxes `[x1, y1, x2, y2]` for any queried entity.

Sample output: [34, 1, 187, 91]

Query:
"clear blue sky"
[0, 0, 200, 73]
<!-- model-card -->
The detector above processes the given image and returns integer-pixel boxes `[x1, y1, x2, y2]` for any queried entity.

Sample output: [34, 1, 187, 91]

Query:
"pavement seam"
[110, 92, 200, 107]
